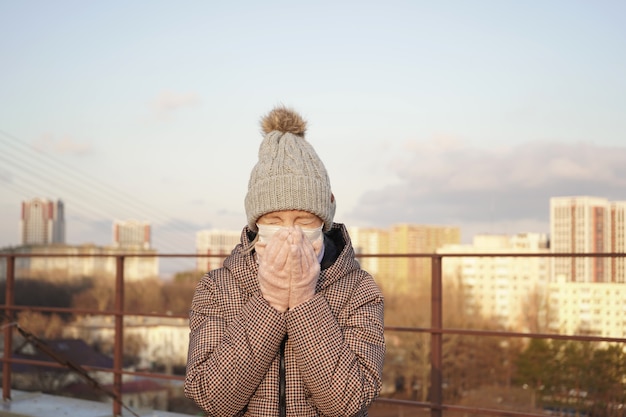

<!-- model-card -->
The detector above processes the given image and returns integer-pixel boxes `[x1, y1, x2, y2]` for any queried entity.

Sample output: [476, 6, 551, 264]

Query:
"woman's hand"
[257, 228, 291, 312]
[288, 227, 320, 309]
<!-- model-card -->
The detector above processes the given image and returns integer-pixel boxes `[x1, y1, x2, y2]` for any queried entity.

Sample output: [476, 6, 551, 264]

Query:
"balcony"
[1, 251, 625, 417]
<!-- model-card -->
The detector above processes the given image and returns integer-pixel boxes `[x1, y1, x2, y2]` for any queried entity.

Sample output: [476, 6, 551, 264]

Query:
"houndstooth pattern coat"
[184, 223, 385, 417]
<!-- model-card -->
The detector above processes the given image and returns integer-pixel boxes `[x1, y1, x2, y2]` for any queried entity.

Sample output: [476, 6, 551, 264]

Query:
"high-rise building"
[607, 200, 626, 283]
[196, 230, 241, 273]
[20, 198, 65, 245]
[550, 196, 626, 283]
[113, 220, 151, 249]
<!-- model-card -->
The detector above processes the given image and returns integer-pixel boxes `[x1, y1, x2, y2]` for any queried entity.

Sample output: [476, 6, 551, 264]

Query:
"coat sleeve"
[184, 273, 287, 416]
[286, 273, 385, 417]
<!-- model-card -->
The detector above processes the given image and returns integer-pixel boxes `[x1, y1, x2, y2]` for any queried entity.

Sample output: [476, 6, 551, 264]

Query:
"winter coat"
[184, 223, 385, 417]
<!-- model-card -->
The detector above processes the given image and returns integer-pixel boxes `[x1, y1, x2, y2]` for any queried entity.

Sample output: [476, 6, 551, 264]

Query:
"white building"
[438, 233, 550, 332]
[550, 196, 626, 283]
[548, 278, 626, 338]
[63, 315, 189, 370]
[196, 230, 241, 273]
[20, 198, 65, 245]
[113, 220, 151, 249]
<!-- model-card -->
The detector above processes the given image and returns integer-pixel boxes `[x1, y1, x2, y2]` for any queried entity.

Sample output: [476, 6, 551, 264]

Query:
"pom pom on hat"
[245, 106, 336, 232]
[261, 106, 307, 136]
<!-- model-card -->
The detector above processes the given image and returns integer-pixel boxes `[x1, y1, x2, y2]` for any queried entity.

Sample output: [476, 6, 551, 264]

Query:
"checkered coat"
[185, 223, 385, 417]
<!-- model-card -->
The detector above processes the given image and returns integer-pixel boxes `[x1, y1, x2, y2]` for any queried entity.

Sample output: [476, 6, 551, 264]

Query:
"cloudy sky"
[1, 1, 625, 268]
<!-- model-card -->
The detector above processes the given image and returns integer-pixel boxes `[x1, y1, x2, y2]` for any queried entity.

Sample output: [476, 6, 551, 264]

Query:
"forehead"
[259, 210, 320, 220]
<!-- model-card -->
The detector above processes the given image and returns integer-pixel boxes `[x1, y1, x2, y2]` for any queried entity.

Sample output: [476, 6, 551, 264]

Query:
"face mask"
[256, 224, 325, 263]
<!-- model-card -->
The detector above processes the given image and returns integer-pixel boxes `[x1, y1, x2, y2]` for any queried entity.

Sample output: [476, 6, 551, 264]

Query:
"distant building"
[113, 220, 151, 249]
[20, 198, 65, 245]
[548, 278, 626, 339]
[550, 196, 626, 283]
[0, 244, 159, 281]
[348, 227, 391, 279]
[196, 230, 241, 273]
[63, 315, 189, 371]
[349, 224, 460, 294]
[438, 233, 550, 332]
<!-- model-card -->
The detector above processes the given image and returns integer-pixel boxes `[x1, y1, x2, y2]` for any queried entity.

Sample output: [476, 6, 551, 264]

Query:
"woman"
[185, 106, 385, 416]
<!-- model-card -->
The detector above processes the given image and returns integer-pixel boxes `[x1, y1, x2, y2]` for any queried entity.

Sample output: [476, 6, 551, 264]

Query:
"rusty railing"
[1, 251, 625, 417]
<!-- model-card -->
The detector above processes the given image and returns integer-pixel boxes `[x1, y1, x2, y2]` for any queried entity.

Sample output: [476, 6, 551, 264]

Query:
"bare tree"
[17, 311, 65, 339]
[518, 284, 554, 334]
[72, 278, 114, 312]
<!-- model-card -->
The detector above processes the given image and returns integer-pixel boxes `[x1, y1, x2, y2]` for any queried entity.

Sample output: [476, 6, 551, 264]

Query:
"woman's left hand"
[288, 227, 320, 309]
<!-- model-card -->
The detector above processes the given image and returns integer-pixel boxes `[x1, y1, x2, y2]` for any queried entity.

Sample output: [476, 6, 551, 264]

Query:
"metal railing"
[1, 251, 625, 417]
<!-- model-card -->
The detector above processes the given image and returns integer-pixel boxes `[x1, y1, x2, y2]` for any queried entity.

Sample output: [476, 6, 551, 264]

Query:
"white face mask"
[255, 224, 325, 263]
[256, 224, 323, 244]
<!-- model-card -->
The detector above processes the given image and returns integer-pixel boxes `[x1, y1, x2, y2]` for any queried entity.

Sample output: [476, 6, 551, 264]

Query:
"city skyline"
[3, 192, 626, 251]
[1, 1, 626, 256]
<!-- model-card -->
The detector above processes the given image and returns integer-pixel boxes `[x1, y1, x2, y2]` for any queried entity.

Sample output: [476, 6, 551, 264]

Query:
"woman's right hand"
[257, 228, 291, 312]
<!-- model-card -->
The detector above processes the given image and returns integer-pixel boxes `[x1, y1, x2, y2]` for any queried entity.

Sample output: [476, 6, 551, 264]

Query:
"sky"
[1, 1, 626, 275]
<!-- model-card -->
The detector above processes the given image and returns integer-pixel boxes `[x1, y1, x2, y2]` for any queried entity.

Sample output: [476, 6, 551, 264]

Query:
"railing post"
[2, 256, 15, 401]
[113, 255, 125, 416]
[430, 255, 443, 417]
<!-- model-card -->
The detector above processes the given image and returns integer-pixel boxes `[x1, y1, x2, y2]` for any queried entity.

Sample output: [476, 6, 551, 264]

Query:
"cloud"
[348, 140, 626, 239]
[31, 134, 93, 155]
[149, 90, 201, 120]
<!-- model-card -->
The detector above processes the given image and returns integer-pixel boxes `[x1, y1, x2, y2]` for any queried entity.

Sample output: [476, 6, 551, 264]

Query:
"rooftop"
[0, 390, 192, 417]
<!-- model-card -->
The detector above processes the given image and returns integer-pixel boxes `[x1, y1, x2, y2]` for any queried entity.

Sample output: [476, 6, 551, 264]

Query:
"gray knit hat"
[245, 106, 336, 232]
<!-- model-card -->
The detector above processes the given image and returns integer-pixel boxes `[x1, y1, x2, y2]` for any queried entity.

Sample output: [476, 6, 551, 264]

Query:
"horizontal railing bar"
[442, 403, 550, 417]
[0, 253, 217, 258]
[2, 252, 625, 258]
[384, 326, 626, 344]
[359, 252, 626, 258]
[0, 304, 188, 319]
[5, 357, 185, 381]
[375, 397, 432, 408]
[375, 398, 550, 417]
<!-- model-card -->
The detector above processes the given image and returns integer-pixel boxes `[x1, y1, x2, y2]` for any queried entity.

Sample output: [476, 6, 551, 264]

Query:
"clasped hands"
[256, 227, 322, 312]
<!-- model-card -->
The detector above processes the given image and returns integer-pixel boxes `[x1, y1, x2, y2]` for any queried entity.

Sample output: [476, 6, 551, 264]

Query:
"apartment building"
[196, 229, 241, 273]
[349, 224, 460, 295]
[20, 198, 65, 245]
[438, 233, 550, 332]
[113, 220, 151, 249]
[348, 226, 390, 280]
[548, 279, 626, 338]
[550, 196, 626, 283]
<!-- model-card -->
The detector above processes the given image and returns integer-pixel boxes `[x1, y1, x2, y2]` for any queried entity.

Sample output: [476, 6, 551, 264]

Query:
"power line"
[0, 130, 197, 232]
[0, 130, 205, 273]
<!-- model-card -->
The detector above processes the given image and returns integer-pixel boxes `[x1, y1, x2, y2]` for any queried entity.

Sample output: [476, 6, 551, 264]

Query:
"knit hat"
[245, 106, 336, 232]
